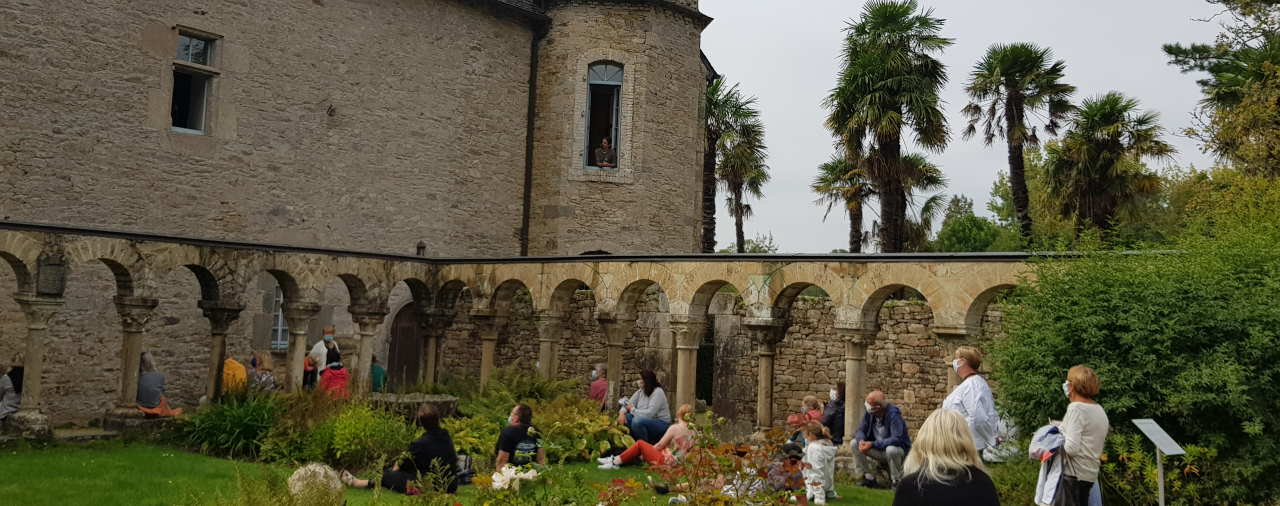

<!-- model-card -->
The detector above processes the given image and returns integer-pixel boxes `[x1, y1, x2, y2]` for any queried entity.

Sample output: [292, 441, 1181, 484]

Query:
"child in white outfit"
[801, 421, 838, 504]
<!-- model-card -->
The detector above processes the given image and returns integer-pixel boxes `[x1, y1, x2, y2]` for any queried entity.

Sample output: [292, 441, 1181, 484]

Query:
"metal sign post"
[1132, 419, 1185, 506]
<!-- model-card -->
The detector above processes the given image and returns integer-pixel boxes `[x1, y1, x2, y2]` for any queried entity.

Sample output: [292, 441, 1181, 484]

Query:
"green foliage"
[990, 174, 1280, 502]
[440, 414, 500, 463]
[532, 397, 634, 464]
[180, 394, 280, 459]
[470, 465, 599, 506]
[259, 390, 346, 465]
[932, 214, 1000, 252]
[330, 404, 422, 469]
[1102, 433, 1219, 506]
[986, 458, 1041, 506]
[717, 232, 779, 254]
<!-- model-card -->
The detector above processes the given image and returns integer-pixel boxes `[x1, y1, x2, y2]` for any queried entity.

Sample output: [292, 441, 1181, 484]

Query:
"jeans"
[853, 444, 906, 485]
[626, 413, 670, 445]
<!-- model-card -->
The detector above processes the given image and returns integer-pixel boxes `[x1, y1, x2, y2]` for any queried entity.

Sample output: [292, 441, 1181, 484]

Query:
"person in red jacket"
[320, 348, 350, 399]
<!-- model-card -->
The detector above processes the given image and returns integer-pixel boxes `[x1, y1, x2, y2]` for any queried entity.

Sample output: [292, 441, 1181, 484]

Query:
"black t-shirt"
[495, 424, 540, 466]
[892, 466, 1000, 506]
[402, 428, 460, 493]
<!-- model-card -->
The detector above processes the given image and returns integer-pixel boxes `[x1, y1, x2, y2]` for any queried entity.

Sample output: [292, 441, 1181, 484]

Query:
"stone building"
[1, 0, 715, 426]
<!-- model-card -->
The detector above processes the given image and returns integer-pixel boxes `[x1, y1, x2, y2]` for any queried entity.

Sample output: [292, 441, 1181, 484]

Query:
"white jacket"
[802, 439, 838, 494]
[941, 374, 998, 451]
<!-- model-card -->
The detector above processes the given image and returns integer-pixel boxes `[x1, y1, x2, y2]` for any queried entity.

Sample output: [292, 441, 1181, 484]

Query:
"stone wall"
[527, 2, 706, 255]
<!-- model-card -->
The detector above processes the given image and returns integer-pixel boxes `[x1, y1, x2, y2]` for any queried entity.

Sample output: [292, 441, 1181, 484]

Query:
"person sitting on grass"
[319, 349, 350, 399]
[137, 351, 183, 417]
[598, 403, 696, 469]
[801, 421, 839, 504]
[617, 369, 672, 445]
[495, 404, 546, 468]
[340, 405, 460, 494]
[0, 360, 19, 422]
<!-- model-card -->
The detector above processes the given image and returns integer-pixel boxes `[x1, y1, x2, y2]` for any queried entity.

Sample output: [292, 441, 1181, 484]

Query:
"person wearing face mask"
[1055, 365, 1108, 506]
[940, 346, 998, 458]
[495, 403, 546, 468]
[587, 363, 608, 410]
[853, 390, 911, 488]
[820, 382, 846, 446]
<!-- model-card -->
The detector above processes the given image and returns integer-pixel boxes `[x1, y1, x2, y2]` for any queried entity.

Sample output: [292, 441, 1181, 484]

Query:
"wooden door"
[387, 304, 423, 390]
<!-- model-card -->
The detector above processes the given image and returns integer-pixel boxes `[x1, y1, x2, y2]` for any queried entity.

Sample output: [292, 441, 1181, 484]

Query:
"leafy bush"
[181, 394, 279, 458]
[534, 397, 633, 464]
[259, 390, 346, 465]
[986, 457, 1041, 506]
[1102, 433, 1218, 506]
[990, 173, 1280, 503]
[329, 403, 421, 469]
[470, 465, 597, 506]
[441, 414, 500, 463]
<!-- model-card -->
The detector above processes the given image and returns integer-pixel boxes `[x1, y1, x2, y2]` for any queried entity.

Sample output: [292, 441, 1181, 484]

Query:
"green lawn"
[0, 441, 894, 505]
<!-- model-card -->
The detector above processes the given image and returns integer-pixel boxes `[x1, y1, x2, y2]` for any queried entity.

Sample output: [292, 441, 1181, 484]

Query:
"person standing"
[309, 327, 340, 378]
[820, 382, 846, 445]
[853, 390, 911, 488]
[941, 346, 998, 456]
[1057, 365, 1109, 506]
[616, 369, 672, 445]
[370, 355, 387, 393]
[594, 137, 617, 168]
[892, 408, 999, 506]
[320, 348, 350, 399]
[587, 363, 608, 410]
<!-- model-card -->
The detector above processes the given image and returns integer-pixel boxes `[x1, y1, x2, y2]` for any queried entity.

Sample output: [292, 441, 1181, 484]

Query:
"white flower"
[491, 465, 540, 491]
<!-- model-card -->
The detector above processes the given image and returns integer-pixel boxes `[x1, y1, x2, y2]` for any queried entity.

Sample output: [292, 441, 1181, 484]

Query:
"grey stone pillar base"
[9, 410, 51, 438]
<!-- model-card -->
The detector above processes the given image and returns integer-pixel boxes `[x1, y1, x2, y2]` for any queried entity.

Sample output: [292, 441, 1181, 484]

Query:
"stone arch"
[616, 278, 660, 320]
[435, 279, 469, 312]
[489, 278, 531, 317]
[0, 231, 42, 294]
[771, 281, 832, 318]
[859, 283, 933, 332]
[548, 278, 593, 315]
[182, 264, 220, 302]
[265, 269, 302, 302]
[336, 273, 371, 307]
[65, 237, 153, 297]
[965, 284, 1017, 333]
[690, 279, 740, 317]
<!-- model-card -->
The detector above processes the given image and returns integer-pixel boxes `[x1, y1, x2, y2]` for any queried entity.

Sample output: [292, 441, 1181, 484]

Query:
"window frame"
[584, 61, 624, 170]
[269, 287, 290, 351]
[170, 27, 221, 135]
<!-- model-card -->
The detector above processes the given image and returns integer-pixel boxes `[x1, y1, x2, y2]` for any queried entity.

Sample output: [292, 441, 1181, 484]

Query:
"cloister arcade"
[0, 224, 1028, 439]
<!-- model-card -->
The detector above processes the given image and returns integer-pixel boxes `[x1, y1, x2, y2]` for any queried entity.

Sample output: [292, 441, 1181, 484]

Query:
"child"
[801, 421, 838, 504]
[767, 442, 809, 505]
[788, 395, 825, 445]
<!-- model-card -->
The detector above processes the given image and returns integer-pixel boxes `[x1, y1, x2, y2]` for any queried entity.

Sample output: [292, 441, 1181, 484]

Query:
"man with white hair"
[853, 390, 911, 488]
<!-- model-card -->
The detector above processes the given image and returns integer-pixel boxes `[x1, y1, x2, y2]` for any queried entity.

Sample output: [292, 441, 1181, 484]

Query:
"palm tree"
[825, 0, 952, 253]
[1046, 92, 1174, 232]
[962, 42, 1075, 243]
[718, 117, 769, 253]
[702, 78, 759, 253]
[811, 154, 874, 252]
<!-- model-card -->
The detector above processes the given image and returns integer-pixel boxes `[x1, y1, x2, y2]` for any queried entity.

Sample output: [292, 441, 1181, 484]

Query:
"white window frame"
[270, 287, 289, 351]
[170, 28, 221, 135]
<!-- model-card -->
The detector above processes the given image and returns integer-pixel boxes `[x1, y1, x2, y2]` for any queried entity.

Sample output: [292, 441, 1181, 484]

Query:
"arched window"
[586, 61, 623, 169]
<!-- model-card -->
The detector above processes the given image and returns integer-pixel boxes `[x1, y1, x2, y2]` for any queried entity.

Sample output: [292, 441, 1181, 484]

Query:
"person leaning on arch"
[891, 408, 999, 506]
[940, 346, 998, 456]
[1056, 365, 1109, 506]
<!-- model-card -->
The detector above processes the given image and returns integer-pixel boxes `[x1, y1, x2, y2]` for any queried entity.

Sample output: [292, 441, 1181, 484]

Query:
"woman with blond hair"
[599, 403, 696, 469]
[1056, 365, 1108, 506]
[892, 409, 998, 506]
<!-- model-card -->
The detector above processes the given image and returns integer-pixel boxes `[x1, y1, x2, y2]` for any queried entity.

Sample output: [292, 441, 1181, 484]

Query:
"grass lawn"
[0, 441, 894, 505]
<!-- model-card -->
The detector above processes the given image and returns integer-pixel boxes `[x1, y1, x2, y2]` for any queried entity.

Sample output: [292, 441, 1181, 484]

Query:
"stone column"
[837, 328, 872, 448]
[421, 308, 451, 386]
[12, 295, 62, 434]
[598, 314, 636, 407]
[350, 308, 388, 395]
[199, 300, 243, 400]
[668, 314, 705, 411]
[114, 296, 159, 413]
[283, 301, 321, 392]
[745, 317, 786, 431]
[471, 309, 507, 390]
[534, 312, 565, 380]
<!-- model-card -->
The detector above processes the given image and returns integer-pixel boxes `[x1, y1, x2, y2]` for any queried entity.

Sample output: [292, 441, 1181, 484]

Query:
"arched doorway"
[387, 304, 422, 390]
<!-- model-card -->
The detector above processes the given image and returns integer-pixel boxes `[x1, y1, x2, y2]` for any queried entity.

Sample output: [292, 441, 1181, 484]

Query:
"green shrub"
[259, 390, 346, 465]
[441, 414, 501, 461]
[990, 174, 1280, 503]
[330, 403, 421, 469]
[1102, 433, 1218, 506]
[987, 458, 1040, 506]
[533, 397, 634, 464]
[181, 394, 279, 458]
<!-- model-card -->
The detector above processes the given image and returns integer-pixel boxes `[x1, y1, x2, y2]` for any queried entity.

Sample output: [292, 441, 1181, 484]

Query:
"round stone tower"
[527, 0, 711, 255]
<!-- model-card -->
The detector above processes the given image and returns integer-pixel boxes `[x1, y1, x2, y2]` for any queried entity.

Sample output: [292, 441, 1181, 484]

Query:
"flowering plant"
[489, 464, 540, 491]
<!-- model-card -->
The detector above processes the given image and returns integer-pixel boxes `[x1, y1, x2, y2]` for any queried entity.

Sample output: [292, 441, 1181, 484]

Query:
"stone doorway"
[387, 304, 422, 390]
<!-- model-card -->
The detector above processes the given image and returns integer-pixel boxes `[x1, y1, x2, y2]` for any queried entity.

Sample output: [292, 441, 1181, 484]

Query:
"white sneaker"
[597, 461, 618, 470]
[597, 456, 613, 465]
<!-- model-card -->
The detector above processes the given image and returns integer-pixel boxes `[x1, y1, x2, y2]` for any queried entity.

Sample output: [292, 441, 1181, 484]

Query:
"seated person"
[340, 406, 459, 494]
[853, 390, 911, 488]
[495, 404, 546, 468]
[0, 361, 19, 422]
[137, 352, 183, 417]
[598, 404, 696, 469]
[248, 351, 277, 392]
[767, 442, 810, 505]
[222, 356, 247, 394]
[319, 349, 350, 399]
[617, 369, 672, 445]
[787, 395, 825, 444]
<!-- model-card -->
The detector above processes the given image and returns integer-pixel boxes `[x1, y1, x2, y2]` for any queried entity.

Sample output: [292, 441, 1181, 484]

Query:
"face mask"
[864, 401, 874, 413]
[952, 359, 963, 372]
[636, 380, 643, 389]
[1062, 381, 1071, 399]
[323, 335, 335, 343]
[830, 389, 839, 401]
[590, 370, 598, 380]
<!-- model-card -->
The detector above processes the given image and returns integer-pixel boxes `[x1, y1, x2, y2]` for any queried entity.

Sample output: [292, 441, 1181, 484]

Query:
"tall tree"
[702, 79, 759, 253]
[1046, 92, 1174, 232]
[826, 0, 952, 253]
[811, 154, 874, 252]
[962, 42, 1075, 244]
[901, 153, 948, 252]
[718, 117, 770, 253]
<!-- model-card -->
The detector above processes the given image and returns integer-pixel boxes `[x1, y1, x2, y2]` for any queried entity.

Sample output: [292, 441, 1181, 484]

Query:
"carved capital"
[598, 315, 637, 347]
[114, 296, 159, 333]
[198, 300, 244, 335]
[534, 312, 566, 343]
[743, 317, 788, 347]
[15, 295, 62, 330]
[470, 309, 508, 341]
[668, 314, 707, 348]
[834, 323, 874, 346]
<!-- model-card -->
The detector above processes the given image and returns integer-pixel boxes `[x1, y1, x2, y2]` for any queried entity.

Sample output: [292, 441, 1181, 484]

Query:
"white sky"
[700, 0, 1223, 253]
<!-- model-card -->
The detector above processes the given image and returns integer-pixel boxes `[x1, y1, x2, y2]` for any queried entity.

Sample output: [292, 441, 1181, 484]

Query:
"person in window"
[340, 405, 460, 494]
[495, 404, 545, 468]
[616, 369, 671, 445]
[137, 352, 183, 417]
[594, 137, 617, 168]
[892, 408, 998, 506]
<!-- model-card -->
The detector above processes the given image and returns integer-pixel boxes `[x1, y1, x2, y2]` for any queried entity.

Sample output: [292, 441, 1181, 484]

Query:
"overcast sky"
[700, 0, 1223, 253]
